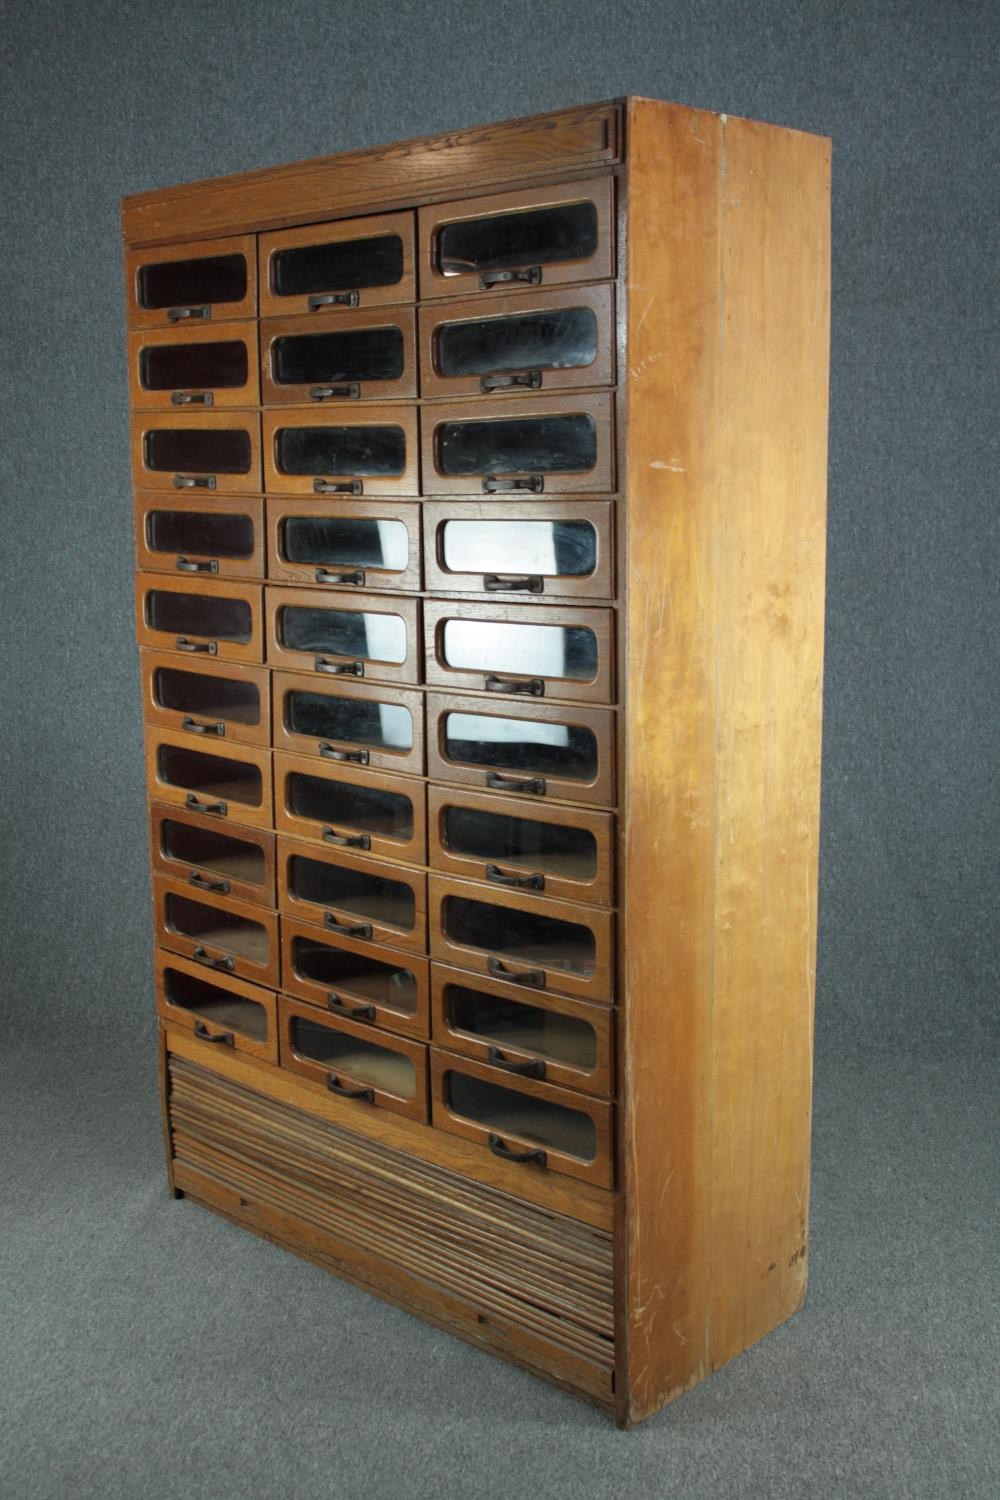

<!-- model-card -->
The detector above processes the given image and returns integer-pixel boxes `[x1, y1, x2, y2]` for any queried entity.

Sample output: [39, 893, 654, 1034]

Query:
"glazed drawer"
[153, 874, 279, 987]
[126, 233, 257, 330]
[427, 785, 613, 907]
[274, 752, 425, 867]
[429, 874, 613, 1003]
[418, 177, 613, 299]
[130, 410, 261, 495]
[266, 498, 421, 593]
[279, 995, 428, 1122]
[127, 319, 259, 410]
[135, 574, 263, 664]
[422, 500, 613, 601]
[426, 691, 615, 808]
[423, 600, 614, 705]
[281, 915, 429, 1042]
[149, 802, 276, 908]
[420, 394, 614, 496]
[155, 950, 277, 1064]
[431, 963, 612, 1099]
[260, 307, 417, 404]
[265, 586, 420, 685]
[430, 1050, 612, 1189]
[262, 405, 419, 497]
[144, 726, 273, 830]
[277, 836, 427, 956]
[140, 651, 270, 747]
[259, 211, 416, 318]
[419, 284, 614, 399]
[271, 672, 424, 776]
[133, 493, 264, 581]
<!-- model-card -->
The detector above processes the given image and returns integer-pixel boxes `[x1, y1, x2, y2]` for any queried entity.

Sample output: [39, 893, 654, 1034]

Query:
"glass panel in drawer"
[286, 768, 414, 843]
[442, 892, 596, 977]
[278, 603, 407, 662]
[444, 982, 598, 1071]
[164, 891, 269, 964]
[423, 500, 612, 600]
[157, 815, 268, 888]
[156, 743, 263, 808]
[289, 931, 420, 1016]
[273, 326, 404, 386]
[260, 211, 416, 317]
[438, 304, 596, 378]
[140, 338, 249, 393]
[276, 424, 405, 477]
[285, 687, 414, 753]
[161, 963, 269, 1041]
[446, 518, 594, 579]
[443, 710, 598, 781]
[139, 253, 248, 313]
[438, 413, 595, 477]
[288, 852, 417, 931]
[426, 601, 611, 703]
[145, 427, 252, 476]
[145, 506, 254, 561]
[443, 805, 597, 885]
[127, 235, 257, 330]
[281, 515, 408, 571]
[289, 1015, 417, 1097]
[145, 588, 253, 643]
[446, 1069, 596, 1160]
[274, 235, 404, 298]
[443, 619, 596, 679]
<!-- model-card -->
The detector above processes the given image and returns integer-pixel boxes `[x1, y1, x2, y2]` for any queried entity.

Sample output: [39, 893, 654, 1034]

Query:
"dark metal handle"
[322, 827, 371, 850]
[486, 1045, 546, 1079]
[480, 267, 542, 289]
[483, 573, 543, 593]
[326, 1074, 374, 1101]
[485, 863, 544, 892]
[309, 383, 360, 401]
[175, 637, 217, 654]
[167, 304, 210, 322]
[194, 1021, 234, 1044]
[487, 957, 546, 988]
[485, 771, 546, 796]
[185, 793, 228, 816]
[172, 475, 217, 490]
[180, 716, 224, 736]
[327, 992, 376, 1021]
[171, 391, 214, 406]
[176, 556, 219, 574]
[314, 657, 363, 676]
[323, 913, 373, 939]
[484, 674, 544, 697]
[488, 1131, 547, 1165]
[318, 743, 369, 765]
[308, 291, 360, 310]
[480, 369, 542, 393]
[188, 870, 230, 894]
[482, 474, 544, 494]
[192, 946, 235, 972]
[314, 568, 365, 586]
[314, 479, 364, 495]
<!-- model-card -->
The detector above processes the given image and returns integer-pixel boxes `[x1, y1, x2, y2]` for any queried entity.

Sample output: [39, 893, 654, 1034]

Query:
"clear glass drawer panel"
[291, 935, 418, 1013]
[140, 340, 249, 390]
[442, 806, 597, 881]
[441, 518, 597, 578]
[436, 306, 598, 376]
[273, 327, 405, 385]
[437, 202, 598, 277]
[154, 666, 261, 725]
[139, 253, 247, 310]
[160, 818, 266, 883]
[289, 854, 415, 929]
[437, 414, 596, 476]
[441, 619, 598, 681]
[145, 428, 252, 475]
[157, 744, 263, 805]
[291, 1016, 416, 1095]
[276, 425, 407, 476]
[446, 1070, 596, 1160]
[445, 982, 597, 1069]
[443, 712, 597, 780]
[287, 771, 414, 839]
[273, 235, 404, 296]
[443, 894, 596, 976]
[286, 690, 413, 750]
[146, 508, 255, 559]
[279, 605, 407, 663]
[162, 965, 267, 1040]
[165, 893, 268, 962]
[281, 516, 408, 570]
[146, 590, 253, 642]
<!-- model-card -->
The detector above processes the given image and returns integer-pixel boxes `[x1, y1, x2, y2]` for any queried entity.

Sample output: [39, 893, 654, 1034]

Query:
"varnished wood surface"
[270, 669, 426, 774]
[135, 572, 265, 666]
[143, 723, 274, 830]
[258, 210, 417, 318]
[264, 585, 421, 684]
[261, 403, 420, 498]
[153, 873, 280, 987]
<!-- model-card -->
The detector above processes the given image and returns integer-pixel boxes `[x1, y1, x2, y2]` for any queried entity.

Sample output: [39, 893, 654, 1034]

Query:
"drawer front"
[135, 574, 264, 665]
[266, 498, 421, 593]
[259, 211, 416, 318]
[426, 691, 615, 808]
[278, 836, 427, 956]
[153, 874, 279, 987]
[279, 995, 428, 1122]
[423, 600, 614, 705]
[261, 307, 417, 405]
[128, 319, 259, 410]
[140, 651, 271, 748]
[427, 785, 613, 907]
[419, 178, 613, 300]
[265, 586, 420, 685]
[281, 915, 429, 1041]
[134, 493, 264, 581]
[131, 410, 262, 496]
[144, 726, 274, 831]
[419, 284, 614, 399]
[274, 752, 426, 867]
[271, 672, 425, 775]
[422, 499, 613, 601]
[155, 950, 277, 1064]
[430, 1050, 612, 1189]
[126, 233, 257, 330]
[263, 404, 419, 497]
[420, 393, 614, 496]
[429, 874, 613, 1003]
[431, 963, 612, 1098]
[150, 802, 276, 908]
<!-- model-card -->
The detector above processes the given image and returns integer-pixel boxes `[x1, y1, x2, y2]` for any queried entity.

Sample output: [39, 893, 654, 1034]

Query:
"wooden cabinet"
[125, 97, 829, 1426]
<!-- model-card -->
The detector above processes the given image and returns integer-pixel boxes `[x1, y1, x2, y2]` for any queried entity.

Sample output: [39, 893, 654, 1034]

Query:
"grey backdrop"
[1, 3, 996, 1497]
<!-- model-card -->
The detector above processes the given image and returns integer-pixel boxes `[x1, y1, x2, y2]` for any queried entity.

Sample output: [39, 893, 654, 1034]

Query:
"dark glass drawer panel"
[444, 712, 598, 780]
[145, 428, 252, 475]
[441, 519, 597, 578]
[276, 425, 406, 477]
[443, 895, 596, 977]
[140, 341, 249, 391]
[443, 807, 597, 881]
[437, 202, 598, 277]
[437, 306, 598, 377]
[446, 1070, 596, 1160]
[139, 253, 247, 311]
[146, 509, 255, 559]
[290, 1016, 416, 1095]
[281, 516, 408, 570]
[160, 818, 266, 883]
[286, 691, 412, 750]
[273, 327, 405, 385]
[146, 590, 252, 642]
[288, 772, 414, 840]
[154, 666, 261, 726]
[279, 606, 407, 663]
[437, 415, 596, 476]
[162, 965, 267, 1040]
[441, 619, 598, 680]
[165, 893, 267, 961]
[292, 935, 418, 1013]
[157, 744, 263, 804]
[289, 854, 415, 929]
[273, 235, 404, 296]
[446, 983, 598, 1069]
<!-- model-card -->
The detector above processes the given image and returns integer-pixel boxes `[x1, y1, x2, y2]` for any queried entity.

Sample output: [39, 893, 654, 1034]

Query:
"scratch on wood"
[649, 459, 687, 472]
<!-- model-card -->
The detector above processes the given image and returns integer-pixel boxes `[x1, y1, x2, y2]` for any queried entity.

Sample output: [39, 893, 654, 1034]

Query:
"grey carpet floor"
[1, 1039, 996, 1500]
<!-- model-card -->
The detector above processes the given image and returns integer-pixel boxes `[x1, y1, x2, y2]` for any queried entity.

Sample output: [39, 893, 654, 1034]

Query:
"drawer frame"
[149, 801, 277, 908]
[271, 671, 425, 775]
[154, 949, 278, 1064]
[128, 318, 260, 410]
[126, 232, 257, 331]
[420, 392, 614, 496]
[421, 498, 613, 602]
[280, 914, 430, 1041]
[266, 496, 422, 593]
[265, 585, 421, 685]
[153, 873, 279, 987]
[135, 573, 264, 667]
[279, 994, 429, 1122]
[140, 650, 271, 748]
[130, 409, 262, 496]
[274, 751, 426, 867]
[144, 724, 274, 831]
[423, 599, 615, 705]
[133, 491, 265, 581]
[260, 305, 418, 404]
[258, 210, 417, 318]
[262, 403, 419, 497]
[278, 835, 428, 956]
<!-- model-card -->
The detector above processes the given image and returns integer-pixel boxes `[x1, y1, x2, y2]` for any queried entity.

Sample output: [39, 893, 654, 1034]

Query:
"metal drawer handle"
[485, 771, 546, 796]
[192, 946, 235, 972]
[484, 674, 544, 697]
[176, 556, 219, 573]
[323, 913, 373, 940]
[326, 1074, 374, 1101]
[487, 957, 546, 989]
[483, 573, 543, 594]
[314, 478, 364, 495]
[322, 827, 371, 851]
[314, 657, 363, 676]
[309, 383, 360, 401]
[480, 267, 542, 289]
[167, 305, 210, 322]
[308, 291, 360, 310]
[175, 637, 217, 655]
[318, 743, 369, 765]
[184, 793, 228, 816]
[488, 1131, 547, 1166]
[480, 369, 542, 393]
[482, 474, 543, 494]
[171, 391, 214, 406]
[172, 475, 217, 490]
[194, 1021, 234, 1044]
[314, 568, 365, 586]
[327, 993, 376, 1021]
[180, 716, 224, 737]
[485, 863, 544, 892]
[188, 871, 230, 894]
[486, 1045, 546, 1079]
